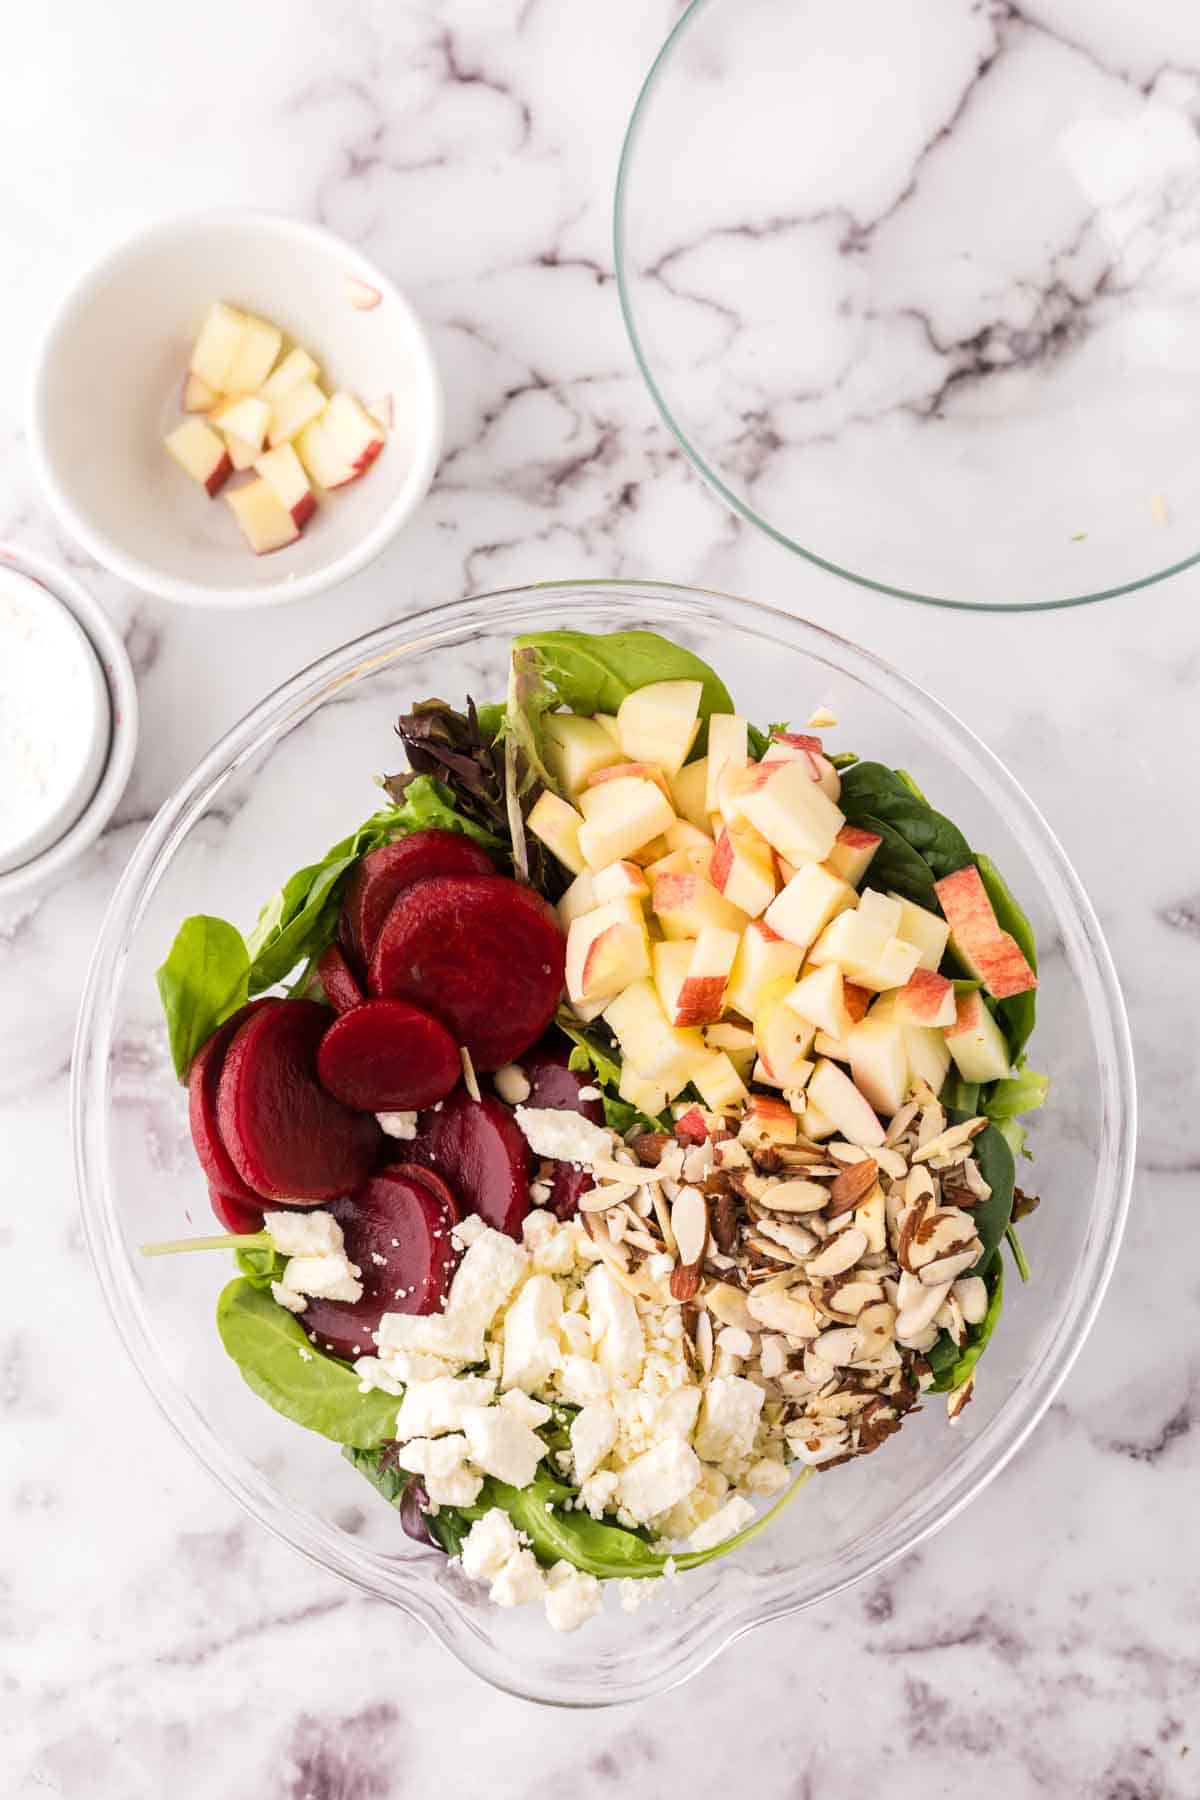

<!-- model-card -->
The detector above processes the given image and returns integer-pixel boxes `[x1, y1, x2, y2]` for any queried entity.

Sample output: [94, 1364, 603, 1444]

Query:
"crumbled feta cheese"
[532, 1225, 579, 1277]
[281, 1251, 363, 1304]
[264, 1210, 343, 1256]
[557, 1355, 610, 1407]
[395, 1434, 484, 1507]
[615, 1439, 702, 1525]
[514, 1106, 612, 1166]
[577, 1085, 601, 1103]
[499, 1390, 553, 1430]
[353, 1356, 405, 1396]
[460, 1406, 547, 1489]
[271, 1281, 307, 1314]
[521, 1209, 557, 1249]
[493, 1063, 532, 1105]
[375, 1347, 462, 1385]
[652, 1465, 729, 1540]
[585, 1265, 644, 1386]
[645, 1252, 675, 1283]
[558, 1311, 591, 1357]
[578, 1471, 619, 1520]
[460, 1509, 522, 1581]
[376, 1110, 418, 1139]
[570, 1403, 618, 1483]
[447, 1228, 529, 1334]
[451, 1214, 487, 1250]
[502, 1273, 563, 1393]
[544, 1562, 603, 1633]
[687, 1495, 756, 1552]
[395, 1374, 496, 1440]
[694, 1376, 765, 1466]
[375, 1311, 484, 1369]
[619, 1578, 646, 1613]
[489, 1547, 545, 1608]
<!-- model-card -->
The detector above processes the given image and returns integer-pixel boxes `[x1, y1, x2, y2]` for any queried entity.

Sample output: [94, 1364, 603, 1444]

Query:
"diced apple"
[224, 314, 283, 394]
[705, 714, 748, 812]
[616, 680, 702, 776]
[846, 1017, 910, 1115]
[797, 1099, 837, 1140]
[260, 346, 320, 402]
[736, 758, 844, 864]
[813, 1030, 851, 1062]
[224, 434, 257, 472]
[274, 380, 331, 451]
[739, 1093, 798, 1147]
[254, 443, 316, 528]
[618, 1063, 671, 1121]
[844, 982, 872, 1022]
[665, 818, 714, 854]
[825, 824, 881, 888]
[644, 849, 697, 882]
[652, 872, 749, 942]
[689, 1049, 750, 1114]
[566, 898, 650, 1007]
[604, 979, 703, 1093]
[785, 963, 851, 1039]
[869, 991, 952, 1094]
[211, 393, 270, 454]
[542, 713, 622, 796]
[934, 867, 1038, 1000]
[807, 911, 922, 992]
[164, 419, 232, 496]
[167, 418, 235, 496]
[886, 892, 951, 971]
[557, 870, 596, 931]
[892, 968, 956, 1028]
[856, 890, 903, 937]
[577, 776, 675, 870]
[762, 732, 841, 801]
[806, 1058, 885, 1148]
[726, 920, 804, 1020]
[592, 860, 650, 904]
[945, 990, 1012, 1083]
[704, 1020, 756, 1080]
[586, 761, 673, 803]
[189, 302, 247, 391]
[595, 713, 621, 745]
[224, 478, 301, 554]
[755, 978, 817, 1087]
[668, 756, 711, 832]
[669, 926, 739, 1027]
[652, 940, 695, 1025]
[528, 790, 587, 875]
[764, 861, 854, 950]
[710, 825, 777, 919]
[182, 373, 218, 413]
[627, 834, 671, 869]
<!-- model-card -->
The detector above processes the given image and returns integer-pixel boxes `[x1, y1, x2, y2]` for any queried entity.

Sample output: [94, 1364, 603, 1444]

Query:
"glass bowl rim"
[612, 0, 1200, 614]
[72, 578, 1137, 1704]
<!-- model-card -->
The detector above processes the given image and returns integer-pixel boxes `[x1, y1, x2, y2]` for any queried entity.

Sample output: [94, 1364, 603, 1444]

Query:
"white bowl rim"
[71, 578, 1137, 1704]
[0, 543, 138, 899]
[26, 206, 444, 610]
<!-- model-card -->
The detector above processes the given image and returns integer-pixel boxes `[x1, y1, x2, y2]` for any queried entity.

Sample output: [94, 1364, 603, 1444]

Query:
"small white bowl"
[27, 210, 443, 609]
[0, 544, 138, 899]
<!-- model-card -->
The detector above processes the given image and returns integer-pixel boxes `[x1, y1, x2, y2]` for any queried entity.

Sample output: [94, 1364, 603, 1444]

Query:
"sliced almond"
[946, 1375, 975, 1422]
[694, 1307, 714, 1373]
[805, 1226, 868, 1279]
[705, 1282, 757, 1332]
[346, 275, 382, 309]
[746, 1287, 822, 1339]
[670, 1186, 709, 1267]
[760, 1178, 829, 1214]
[670, 1264, 701, 1301]
[911, 1116, 986, 1164]
[826, 1156, 878, 1217]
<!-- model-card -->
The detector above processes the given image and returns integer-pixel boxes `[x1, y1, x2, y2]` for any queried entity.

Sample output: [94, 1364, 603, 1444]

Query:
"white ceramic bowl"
[28, 210, 443, 609]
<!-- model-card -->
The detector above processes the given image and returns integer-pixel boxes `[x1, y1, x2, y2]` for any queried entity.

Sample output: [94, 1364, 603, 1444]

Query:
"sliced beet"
[368, 875, 566, 1070]
[316, 998, 460, 1112]
[340, 831, 496, 963]
[300, 1167, 460, 1361]
[317, 943, 364, 1015]
[385, 1161, 460, 1223]
[408, 1088, 531, 1238]
[187, 999, 272, 1205]
[208, 1183, 264, 1236]
[519, 1040, 605, 1221]
[217, 999, 383, 1203]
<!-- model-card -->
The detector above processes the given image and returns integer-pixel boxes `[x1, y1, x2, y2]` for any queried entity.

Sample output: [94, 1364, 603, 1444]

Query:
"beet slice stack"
[407, 1088, 532, 1239]
[317, 998, 460, 1112]
[340, 830, 496, 964]
[187, 999, 272, 1207]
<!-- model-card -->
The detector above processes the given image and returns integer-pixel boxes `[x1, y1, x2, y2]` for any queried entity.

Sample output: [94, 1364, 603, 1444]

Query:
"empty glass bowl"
[616, 0, 1200, 608]
[73, 583, 1135, 1704]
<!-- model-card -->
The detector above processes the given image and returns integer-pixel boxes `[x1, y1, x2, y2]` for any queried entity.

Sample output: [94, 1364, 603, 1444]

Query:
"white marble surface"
[2, 2, 1197, 1794]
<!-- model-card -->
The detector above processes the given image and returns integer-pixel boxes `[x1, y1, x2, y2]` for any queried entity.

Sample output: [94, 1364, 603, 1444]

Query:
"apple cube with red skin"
[762, 732, 841, 802]
[260, 346, 320, 402]
[739, 1093, 798, 1148]
[934, 866, 1038, 1000]
[892, 967, 956, 1027]
[164, 419, 232, 496]
[705, 714, 748, 812]
[652, 872, 749, 941]
[565, 898, 650, 1006]
[587, 761, 673, 803]
[296, 389, 385, 479]
[189, 302, 247, 391]
[764, 860, 854, 950]
[254, 443, 317, 529]
[542, 712, 623, 796]
[652, 940, 694, 1026]
[825, 824, 882, 888]
[527, 790, 587, 875]
[710, 825, 777, 918]
[668, 926, 739, 1027]
[577, 775, 676, 869]
[592, 859, 650, 905]
[736, 757, 844, 865]
[225, 434, 257, 472]
[224, 477, 301, 554]
[944, 989, 1011, 1083]
[616, 680, 702, 777]
[785, 962, 851, 1039]
[726, 920, 804, 1019]
[806, 1057, 885, 1148]
[868, 991, 952, 1094]
[603, 979, 704, 1096]
[808, 909, 922, 992]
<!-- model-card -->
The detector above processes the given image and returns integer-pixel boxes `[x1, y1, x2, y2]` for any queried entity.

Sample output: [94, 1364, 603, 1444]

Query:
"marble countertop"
[3, 2, 1196, 1794]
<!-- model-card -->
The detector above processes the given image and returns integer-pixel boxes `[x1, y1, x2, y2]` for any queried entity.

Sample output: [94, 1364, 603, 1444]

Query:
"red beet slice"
[300, 1167, 460, 1361]
[317, 999, 460, 1112]
[317, 943, 364, 1015]
[519, 1041, 605, 1221]
[187, 999, 272, 1206]
[386, 1161, 460, 1224]
[408, 1088, 531, 1238]
[208, 1184, 264, 1236]
[368, 875, 566, 1070]
[217, 999, 383, 1202]
[341, 831, 496, 963]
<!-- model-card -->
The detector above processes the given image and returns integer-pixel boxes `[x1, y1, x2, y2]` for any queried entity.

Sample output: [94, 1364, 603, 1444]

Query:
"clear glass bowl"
[73, 582, 1135, 1704]
[615, 0, 1200, 610]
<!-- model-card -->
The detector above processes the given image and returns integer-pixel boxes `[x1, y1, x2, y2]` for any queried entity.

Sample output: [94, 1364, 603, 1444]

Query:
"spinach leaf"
[512, 630, 734, 752]
[954, 1112, 1016, 1272]
[156, 915, 250, 1081]
[235, 1243, 288, 1290]
[556, 1012, 665, 1131]
[926, 1261, 1004, 1394]
[215, 1278, 399, 1449]
[974, 855, 1039, 1062]
[838, 762, 973, 881]
[940, 1072, 980, 1114]
[853, 812, 939, 910]
[1005, 1224, 1031, 1282]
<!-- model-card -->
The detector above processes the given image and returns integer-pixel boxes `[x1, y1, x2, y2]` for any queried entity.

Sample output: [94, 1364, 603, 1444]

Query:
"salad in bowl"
[145, 622, 1048, 1635]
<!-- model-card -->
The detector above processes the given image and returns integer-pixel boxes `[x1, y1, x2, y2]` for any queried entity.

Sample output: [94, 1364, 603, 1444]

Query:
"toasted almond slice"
[671, 1186, 709, 1267]
[826, 1156, 879, 1217]
[760, 1178, 829, 1214]
[346, 276, 382, 309]
[911, 1117, 987, 1164]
